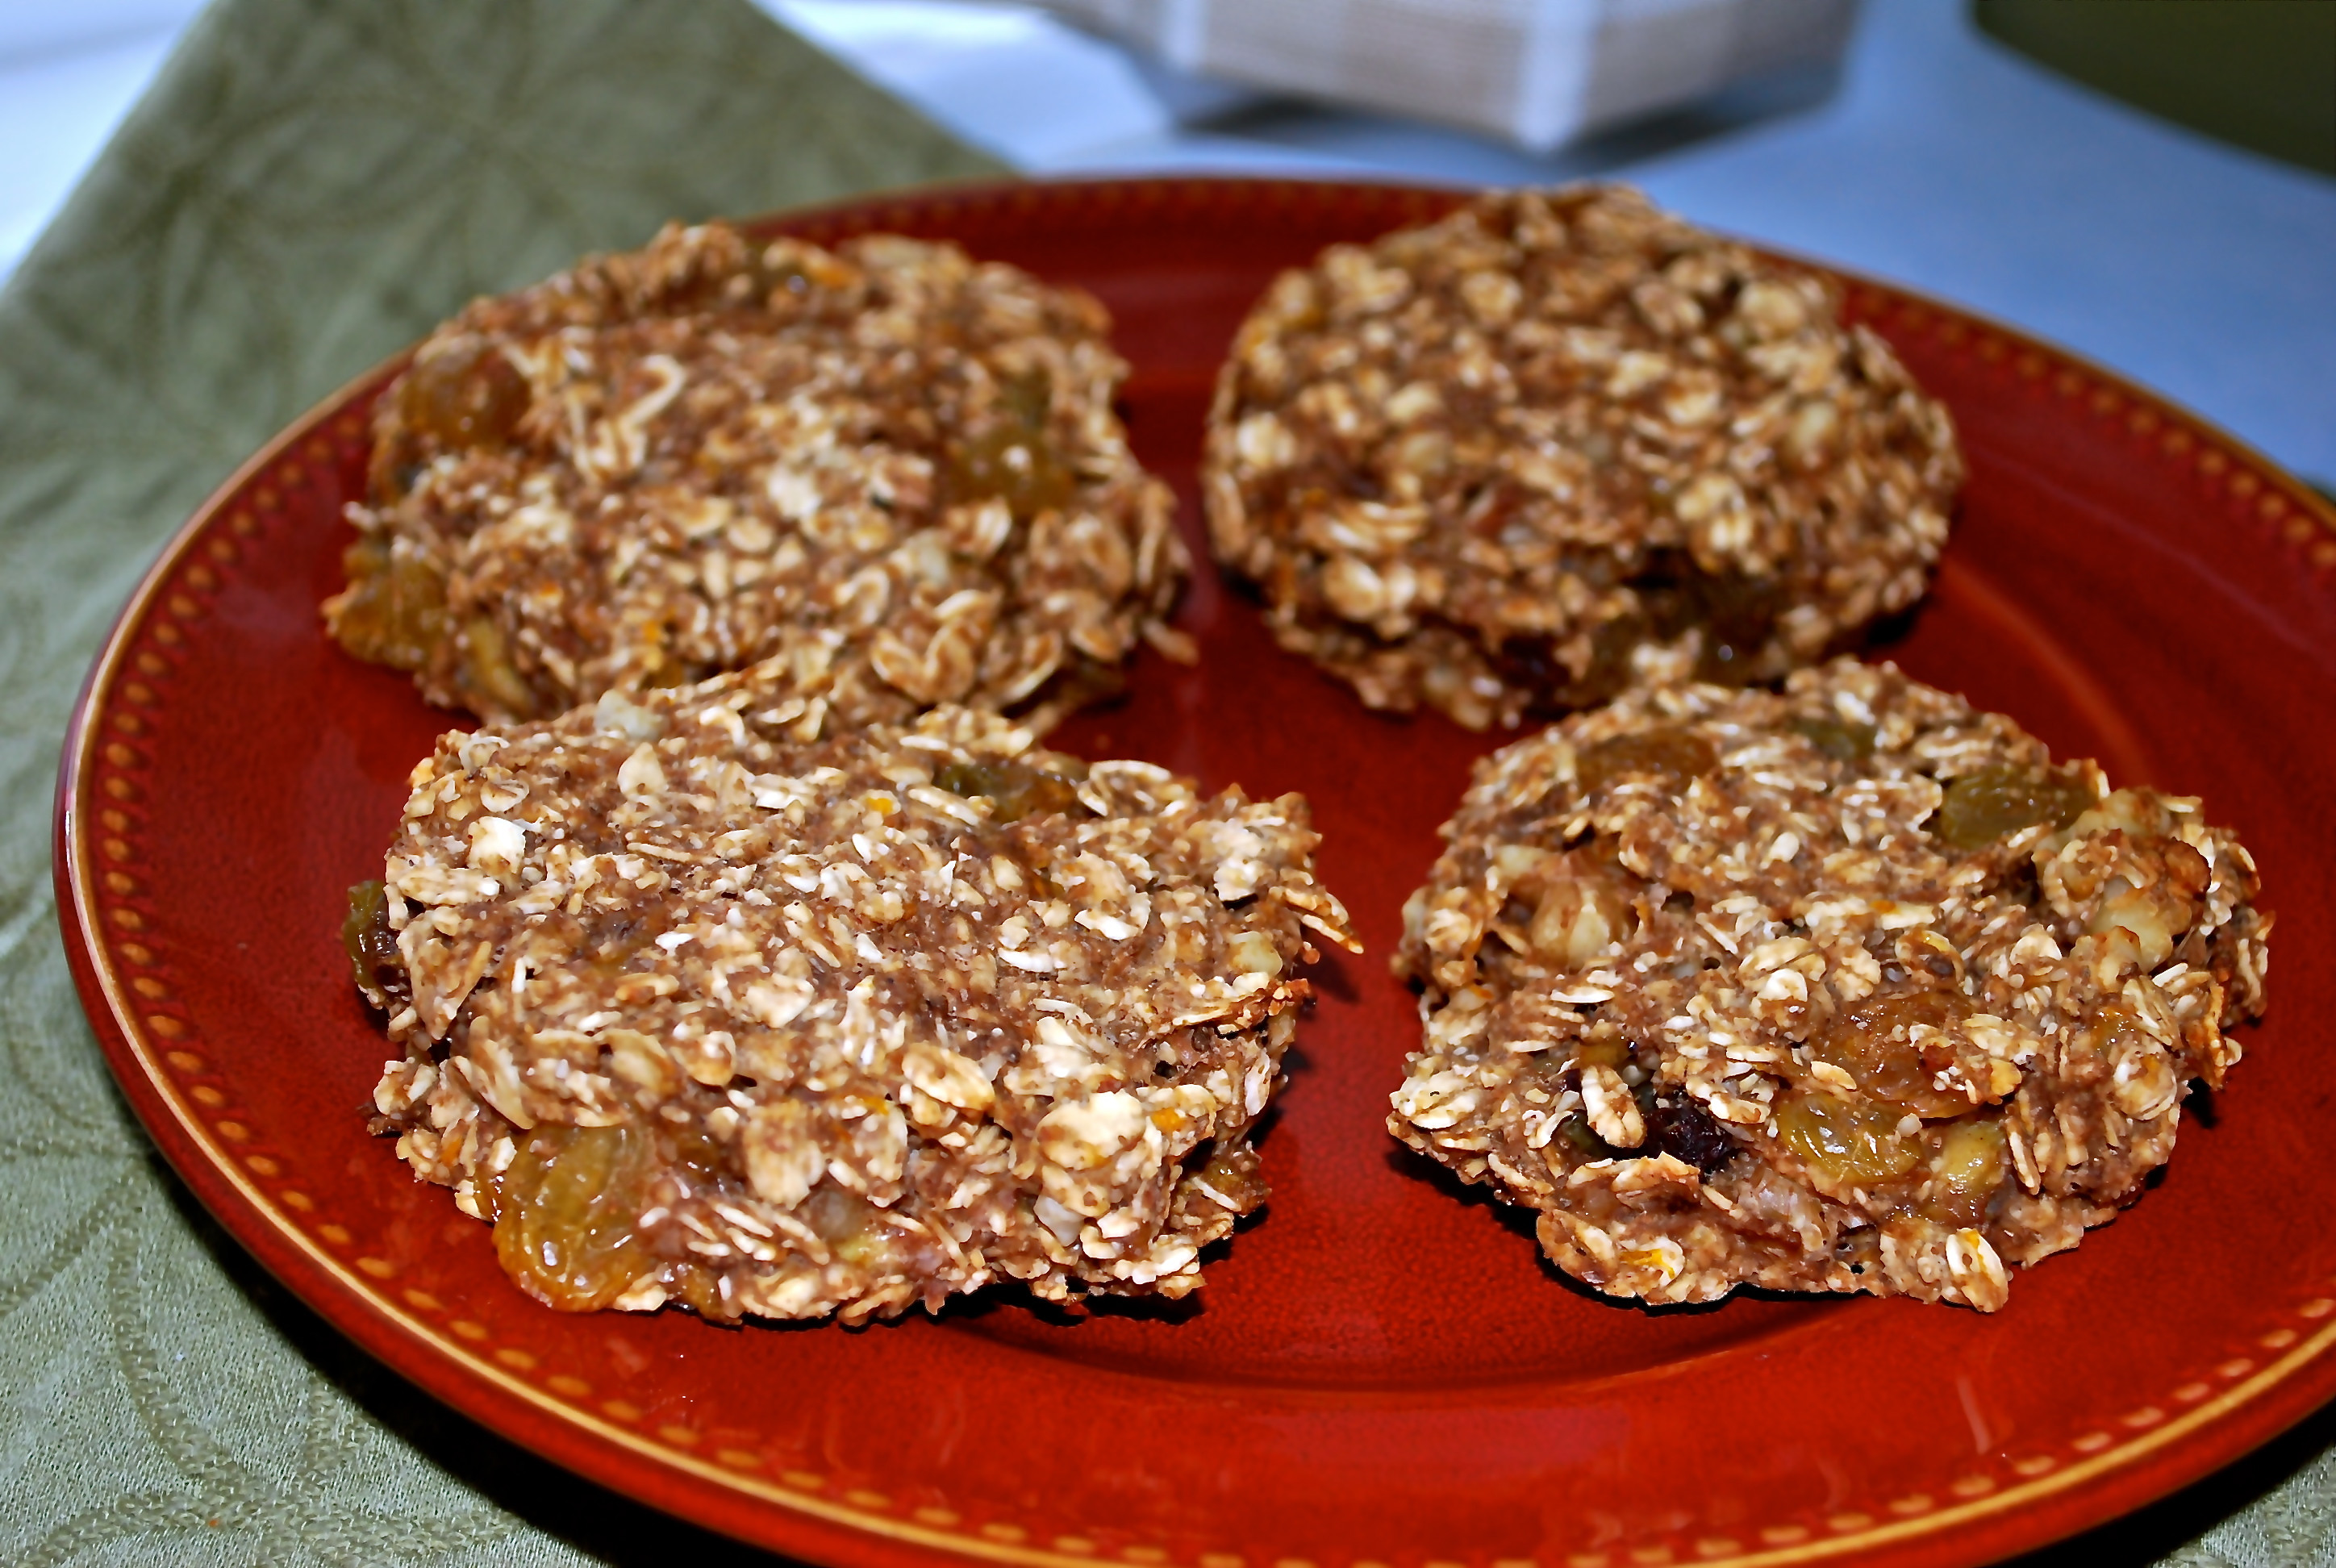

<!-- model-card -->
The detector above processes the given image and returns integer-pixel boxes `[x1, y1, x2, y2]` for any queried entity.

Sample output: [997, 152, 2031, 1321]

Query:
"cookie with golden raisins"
[1203, 185, 1963, 729]
[327, 220, 1187, 733]
[1389, 657, 2269, 1311]
[355, 661, 1356, 1323]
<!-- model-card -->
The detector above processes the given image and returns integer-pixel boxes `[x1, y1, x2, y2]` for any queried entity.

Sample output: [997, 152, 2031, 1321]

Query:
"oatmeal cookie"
[327, 220, 1187, 733]
[1388, 658, 2270, 1311]
[351, 665, 1355, 1323]
[1204, 186, 1963, 729]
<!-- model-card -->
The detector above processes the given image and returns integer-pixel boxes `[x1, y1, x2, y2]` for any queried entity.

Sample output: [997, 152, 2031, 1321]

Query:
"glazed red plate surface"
[56, 179, 2336, 1568]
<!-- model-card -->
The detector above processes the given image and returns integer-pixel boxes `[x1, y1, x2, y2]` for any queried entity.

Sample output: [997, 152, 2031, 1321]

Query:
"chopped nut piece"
[358, 663, 1354, 1323]
[1204, 186, 1962, 729]
[1580, 1064, 1645, 1149]
[1389, 657, 2270, 1310]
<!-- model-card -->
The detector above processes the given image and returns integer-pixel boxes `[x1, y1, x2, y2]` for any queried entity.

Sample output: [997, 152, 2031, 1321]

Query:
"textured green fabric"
[0, 0, 2330, 1563]
[0, 1, 997, 1562]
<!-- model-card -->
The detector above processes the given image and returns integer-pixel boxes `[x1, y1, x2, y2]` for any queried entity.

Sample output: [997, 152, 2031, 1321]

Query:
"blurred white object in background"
[763, 1, 1209, 167]
[0, 0, 1859, 283]
[1030, 0, 1860, 152]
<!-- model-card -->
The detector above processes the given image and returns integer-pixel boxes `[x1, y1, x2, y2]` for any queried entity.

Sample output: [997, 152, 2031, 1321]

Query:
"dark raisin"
[1614, 548, 1783, 684]
[1679, 569, 1782, 682]
[1494, 614, 1643, 711]
[1646, 1092, 1736, 1174]
[1492, 635, 1567, 694]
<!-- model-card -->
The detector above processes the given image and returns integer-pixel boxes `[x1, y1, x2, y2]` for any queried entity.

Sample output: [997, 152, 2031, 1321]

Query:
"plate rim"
[51, 173, 2336, 1568]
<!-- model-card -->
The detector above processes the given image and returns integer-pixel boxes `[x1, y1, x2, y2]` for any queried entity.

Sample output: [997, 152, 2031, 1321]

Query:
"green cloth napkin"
[0, 2, 996, 1562]
[0, 2, 2327, 1563]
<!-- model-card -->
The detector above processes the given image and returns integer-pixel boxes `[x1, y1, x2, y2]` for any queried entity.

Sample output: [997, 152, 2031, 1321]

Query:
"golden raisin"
[932, 755, 1090, 823]
[1934, 765, 2093, 850]
[1808, 987, 1976, 1120]
[944, 369, 1074, 520]
[492, 1123, 656, 1312]
[1776, 1088, 1921, 1187]
[2065, 1003, 2155, 1091]
[640, 650, 702, 690]
[1924, 1116, 2006, 1225]
[803, 1186, 884, 1266]
[662, 1120, 731, 1190]
[1788, 715, 1876, 761]
[1187, 1145, 1270, 1214]
[999, 365, 1052, 430]
[455, 615, 543, 720]
[399, 342, 529, 452]
[341, 880, 406, 1008]
[1575, 1031, 1630, 1071]
[1556, 1113, 1608, 1160]
[329, 537, 448, 673]
[1575, 726, 1720, 794]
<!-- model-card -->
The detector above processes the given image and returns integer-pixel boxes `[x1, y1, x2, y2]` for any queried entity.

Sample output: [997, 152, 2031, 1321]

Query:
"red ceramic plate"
[56, 179, 2336, 1568]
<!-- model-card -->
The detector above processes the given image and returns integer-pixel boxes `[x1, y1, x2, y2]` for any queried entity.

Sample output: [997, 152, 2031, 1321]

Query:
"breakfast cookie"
[1205, 186, 1961, 729]
[328, 220, 1187, 734]
[352, 665, 1355, 1323]
[1388, 658, 2269, 1310]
